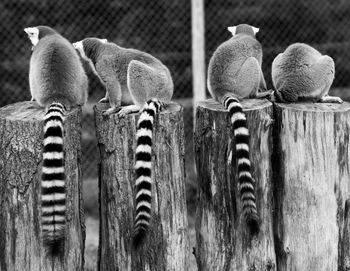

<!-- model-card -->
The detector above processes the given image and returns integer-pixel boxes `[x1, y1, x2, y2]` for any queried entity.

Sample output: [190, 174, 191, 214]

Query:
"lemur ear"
[227, 26, 237, 36]
[252, 26, 260, 35]
[101, 39, 108, 43]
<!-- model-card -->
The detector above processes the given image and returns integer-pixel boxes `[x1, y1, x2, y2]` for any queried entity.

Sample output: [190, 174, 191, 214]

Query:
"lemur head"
[24, 26, 57, 48]
[73, 38, 108, 61]
[227, 24, 259, 37]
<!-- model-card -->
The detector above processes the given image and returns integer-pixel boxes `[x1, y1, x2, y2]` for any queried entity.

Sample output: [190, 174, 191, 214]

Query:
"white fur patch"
[228, 26, 237, 35]
[136, 144, 152, 154]
[240, 182, 255, 191]
[43, 136, 63, 145]
[42, 193, 66, 201]
[136, 201, 151, 210]
[42, 215, 65, 222]
[44, 111, 64, 120]
[136, 189, 152, 199]
[252, 26, 259, 35]
[42, 205, 66, 213]
[135, 176, 152, 186]
[135, 211, 151, 220]
[42, 166, 64, 174]
[138, 112, 154, 124]
[136, 128, 153, 138]
[24, 27, 39, 47]
[231, 112, 246, 123]
[238, 158, 251, 166]
[238, 171, 252, 179]
[227, 101, 242, 111]
[234, 127, 249, 136]
[44, 120, 63, 133]
[43, 152, 64, 160]
[41, 180, 65, 188]
[135, 161, 152, 170]
[236, 143, 249, 152]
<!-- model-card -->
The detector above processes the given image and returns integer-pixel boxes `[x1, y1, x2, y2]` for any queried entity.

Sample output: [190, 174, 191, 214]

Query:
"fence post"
[274, 103, 350, 271]
[0, 101, 85, 271]
[194, 99, 276, 270]
[94, 102, 189, 271]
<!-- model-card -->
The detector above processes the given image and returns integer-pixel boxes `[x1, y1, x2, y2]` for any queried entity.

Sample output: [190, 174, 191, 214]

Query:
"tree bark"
[274, 102, 350, 271]
[0, 101, 85, 271]
[194, 99, 276, 271]
[95, 102, 189, 271]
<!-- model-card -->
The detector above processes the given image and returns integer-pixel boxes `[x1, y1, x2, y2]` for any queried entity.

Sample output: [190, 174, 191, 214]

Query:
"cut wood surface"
[0, 101, 85, 271]
[274, 102, 350, 271]
[194, 99, 276, 271]
[94, 102, 189, 271]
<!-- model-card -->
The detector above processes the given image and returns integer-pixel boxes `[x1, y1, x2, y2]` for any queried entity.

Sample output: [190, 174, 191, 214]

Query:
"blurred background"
[2, 0, 350, 269]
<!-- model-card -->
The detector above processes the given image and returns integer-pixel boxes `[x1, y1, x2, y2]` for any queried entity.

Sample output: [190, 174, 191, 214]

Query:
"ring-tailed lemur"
[73, 38, 173, 248]
[208, 24, 272, 234]
[24, 26, 88, 257]
[271, 43, 342, 103]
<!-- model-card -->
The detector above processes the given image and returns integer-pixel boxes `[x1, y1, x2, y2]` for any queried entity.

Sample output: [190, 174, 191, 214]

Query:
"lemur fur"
[271, 43, 342, 103]
[25, 25, 88, 257]
[73, 38, 173, 248]
[207, 24, 272, 234]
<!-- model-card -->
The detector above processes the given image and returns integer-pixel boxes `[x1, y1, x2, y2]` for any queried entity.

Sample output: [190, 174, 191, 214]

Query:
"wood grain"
[95, 102, 189, 271]
[0, 101, 85, 271]
[194, 99, 276, 271]
[274, 102, 350, 271]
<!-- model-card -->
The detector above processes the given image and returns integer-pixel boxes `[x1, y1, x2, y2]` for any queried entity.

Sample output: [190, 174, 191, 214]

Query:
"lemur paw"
[102, 106, 120, 117]
[98, 97, 109, 103]
[320, 96, 343, 104]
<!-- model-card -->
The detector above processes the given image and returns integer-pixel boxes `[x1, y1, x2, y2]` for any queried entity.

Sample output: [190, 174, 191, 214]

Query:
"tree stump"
[94, 102, 189, 271]
[0, 101, 85, 271]
[194, 99, 276, 271]
[274, 103, 350, 271]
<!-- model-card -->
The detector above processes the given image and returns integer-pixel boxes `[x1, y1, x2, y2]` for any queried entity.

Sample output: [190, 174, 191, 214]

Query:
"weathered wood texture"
[94, 102, 189, 271]
[0, 101, 85, 271]
[194, 99, 276, 271]
[274, 103, 350, 271]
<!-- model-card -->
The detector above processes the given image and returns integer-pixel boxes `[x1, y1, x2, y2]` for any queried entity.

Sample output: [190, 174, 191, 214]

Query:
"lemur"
[208, 24, 272, 234]
[73, 38, 174, 248]
[24, 26, 88, 257]
[271, 43, 342, 103]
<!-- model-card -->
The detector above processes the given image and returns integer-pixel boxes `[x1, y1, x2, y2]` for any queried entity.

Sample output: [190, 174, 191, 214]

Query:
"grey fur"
[208, 25, 269, 103]
[29, 30, 88, 106]
[271, 43, 341, 103]
[74, 38, 173, 115]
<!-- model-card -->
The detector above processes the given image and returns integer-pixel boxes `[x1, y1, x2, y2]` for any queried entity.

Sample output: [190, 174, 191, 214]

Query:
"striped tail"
[41, 102, 66, 257]
[223, 96, 260, 234]
[132, 98, 163, 248]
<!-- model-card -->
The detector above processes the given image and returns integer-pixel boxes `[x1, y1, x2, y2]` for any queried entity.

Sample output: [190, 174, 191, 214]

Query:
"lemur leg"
[235, 57, 261, 98]
[98, 91, 109, 103]
[117, 105, 141, 118]
[102, 79, 122, 116]
[96, 58, 122, 116]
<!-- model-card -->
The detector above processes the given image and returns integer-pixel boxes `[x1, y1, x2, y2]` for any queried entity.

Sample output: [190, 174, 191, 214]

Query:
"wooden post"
[194, 99, 276, 270]
[191, 0, 206, 114]
[274, 103, 350, 271]
[94, 103, 189, 271]
[0, 101, 85, 270]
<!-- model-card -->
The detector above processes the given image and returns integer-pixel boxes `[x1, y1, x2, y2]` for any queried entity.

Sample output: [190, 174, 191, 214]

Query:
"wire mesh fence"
[2, 0, 350, 183]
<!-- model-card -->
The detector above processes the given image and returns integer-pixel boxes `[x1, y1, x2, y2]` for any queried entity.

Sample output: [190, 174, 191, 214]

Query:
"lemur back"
[73, 38, 173, 248]
[207, 24, 272, 234]
[271, 43, 341, 103]
[25, 26, 88, 257]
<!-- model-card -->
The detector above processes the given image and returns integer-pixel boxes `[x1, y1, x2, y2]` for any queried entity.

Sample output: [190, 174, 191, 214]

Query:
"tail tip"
[132, 228, 147, 249]
[43, 236, 65, 258]
[246, 213, 260, 235]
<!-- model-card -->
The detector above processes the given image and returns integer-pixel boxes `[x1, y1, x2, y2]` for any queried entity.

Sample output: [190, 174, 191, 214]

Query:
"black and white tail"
[41, 102, 66, 256]
[223, 96, 260, 234]
[132, 98, 162, 248]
